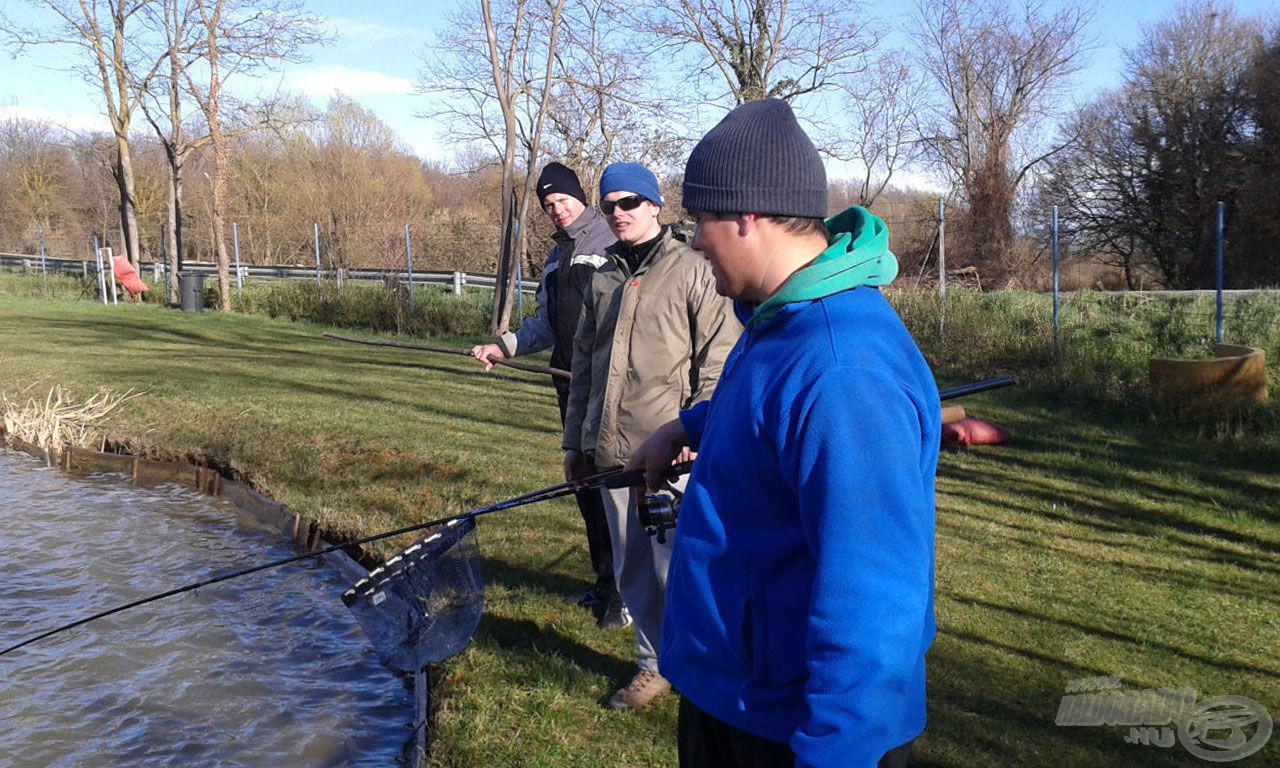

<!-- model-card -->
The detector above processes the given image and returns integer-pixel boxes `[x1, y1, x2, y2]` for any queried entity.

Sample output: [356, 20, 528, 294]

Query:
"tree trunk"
[491, 167, 517, 334]
[114, 134, 143, 268]
[210, 124, 232, 310]
[203, 1, 232, 313]
[162, 144, 189, 304]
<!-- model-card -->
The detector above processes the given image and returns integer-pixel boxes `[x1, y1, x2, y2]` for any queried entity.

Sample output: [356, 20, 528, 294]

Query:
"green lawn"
[0, 289, 1276, 767]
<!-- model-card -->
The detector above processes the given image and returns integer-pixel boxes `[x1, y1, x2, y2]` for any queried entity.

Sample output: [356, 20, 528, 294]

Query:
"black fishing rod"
[323, 332, 571, 380]
[1, 377, 1012, 658]
[938, 375, 1014, 400]
[0, 465, 651, 658]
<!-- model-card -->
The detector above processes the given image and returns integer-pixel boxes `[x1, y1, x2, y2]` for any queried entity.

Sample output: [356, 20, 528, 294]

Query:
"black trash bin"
[178, 271, 205, 312]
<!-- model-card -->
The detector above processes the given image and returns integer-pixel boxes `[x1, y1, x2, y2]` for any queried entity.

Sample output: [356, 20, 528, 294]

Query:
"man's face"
[602, 190, 661, 245]
[542, 193, 585, 230]
[690, 210, 749, 299]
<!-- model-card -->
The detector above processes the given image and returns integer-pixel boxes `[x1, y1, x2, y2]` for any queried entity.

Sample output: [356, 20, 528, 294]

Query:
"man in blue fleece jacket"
[626, 99, 941, 768]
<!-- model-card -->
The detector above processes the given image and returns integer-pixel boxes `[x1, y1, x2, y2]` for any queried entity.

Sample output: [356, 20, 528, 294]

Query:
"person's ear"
[737, 213, 761, 237]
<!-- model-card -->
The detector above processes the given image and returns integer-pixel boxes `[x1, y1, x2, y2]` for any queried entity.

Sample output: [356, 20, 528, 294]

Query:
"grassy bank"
[0, 285, 1277, 766]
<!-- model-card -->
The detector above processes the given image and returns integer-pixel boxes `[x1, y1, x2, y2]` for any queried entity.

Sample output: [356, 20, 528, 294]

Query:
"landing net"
[341, 517, 483, 672]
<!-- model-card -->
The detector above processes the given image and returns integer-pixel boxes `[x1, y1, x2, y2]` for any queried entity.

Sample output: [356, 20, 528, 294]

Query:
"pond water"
[0, 449, 411, 767]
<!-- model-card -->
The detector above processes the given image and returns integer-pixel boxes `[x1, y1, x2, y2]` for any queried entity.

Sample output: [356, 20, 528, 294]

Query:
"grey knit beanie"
[682, 98, 827, 218]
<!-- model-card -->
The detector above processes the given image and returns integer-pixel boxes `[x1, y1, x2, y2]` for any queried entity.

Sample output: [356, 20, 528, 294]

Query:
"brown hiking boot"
[606, 669, 671, 712]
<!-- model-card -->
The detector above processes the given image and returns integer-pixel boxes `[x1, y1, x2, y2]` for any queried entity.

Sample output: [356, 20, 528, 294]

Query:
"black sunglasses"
[601, 195, 646, 215]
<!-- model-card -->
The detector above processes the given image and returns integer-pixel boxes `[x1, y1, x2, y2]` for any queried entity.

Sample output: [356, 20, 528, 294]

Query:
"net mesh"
[341, 517, 483, 672]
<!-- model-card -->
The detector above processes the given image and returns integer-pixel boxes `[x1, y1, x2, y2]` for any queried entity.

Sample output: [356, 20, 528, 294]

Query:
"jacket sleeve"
[501, 254, 557, 357]
[678, 401, 711, 451]
[686, 262, 740, 406]
[785, 367, 936, 768]
[561, 277, 597, 452]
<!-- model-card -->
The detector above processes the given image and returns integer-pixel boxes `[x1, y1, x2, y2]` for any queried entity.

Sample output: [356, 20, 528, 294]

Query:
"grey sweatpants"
[600, 479, 681, 672]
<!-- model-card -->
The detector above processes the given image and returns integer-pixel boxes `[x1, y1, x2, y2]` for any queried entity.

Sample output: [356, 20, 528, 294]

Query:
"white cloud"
[327, 18, 426, 44]
[281, 66, 415, 98]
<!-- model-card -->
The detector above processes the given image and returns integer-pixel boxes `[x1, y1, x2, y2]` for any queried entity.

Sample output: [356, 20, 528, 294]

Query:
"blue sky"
[0, 0, 1276, 166]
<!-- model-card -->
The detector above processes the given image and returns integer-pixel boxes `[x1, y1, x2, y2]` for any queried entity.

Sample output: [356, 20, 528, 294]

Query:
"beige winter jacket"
[563, 227, 741, 469]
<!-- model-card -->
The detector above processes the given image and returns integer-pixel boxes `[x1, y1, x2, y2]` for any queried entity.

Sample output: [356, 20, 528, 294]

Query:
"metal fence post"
[233, 222, 243, 297]
[161, 221, 170, 302]
[1215, 201, 1224, 344]
[39, 228, 48, 296]
[1052, 206, 1061, 366]
[93, 236, 107, 305]
[106, 247, 118, 305]
[453, 271, 463, 296]
[515, 217, 524, 318]
[937, 198, 946, 339]
[314, 222, 322, 286]
[405, 223, 415, 312]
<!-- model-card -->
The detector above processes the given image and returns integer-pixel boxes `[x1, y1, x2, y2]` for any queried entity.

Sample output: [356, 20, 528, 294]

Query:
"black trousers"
[678, 697, 913, 768]
[555, 379, 616, 595]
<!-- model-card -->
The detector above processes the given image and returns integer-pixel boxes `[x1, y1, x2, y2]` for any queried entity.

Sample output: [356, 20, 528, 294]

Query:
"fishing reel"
[637, 483, 682, 544]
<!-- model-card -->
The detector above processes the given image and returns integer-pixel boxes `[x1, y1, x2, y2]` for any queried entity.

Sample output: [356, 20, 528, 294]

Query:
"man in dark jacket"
[471, 161, 626, 628]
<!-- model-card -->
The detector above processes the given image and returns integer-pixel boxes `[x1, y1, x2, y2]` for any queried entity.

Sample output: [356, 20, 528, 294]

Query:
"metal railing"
[0, 254, 539, 296]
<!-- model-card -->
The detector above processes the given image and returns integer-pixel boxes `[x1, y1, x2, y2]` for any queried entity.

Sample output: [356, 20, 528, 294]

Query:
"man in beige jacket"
[563, 162, 741, 711]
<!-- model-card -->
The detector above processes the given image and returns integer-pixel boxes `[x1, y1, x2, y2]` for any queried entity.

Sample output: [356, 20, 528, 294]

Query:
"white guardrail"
[0, 253, 540, 296]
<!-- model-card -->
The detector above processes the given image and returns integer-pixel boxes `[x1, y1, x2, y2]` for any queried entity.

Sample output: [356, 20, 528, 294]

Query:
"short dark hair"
[767, 215, 828, 239]
[687, 211, 828, 240]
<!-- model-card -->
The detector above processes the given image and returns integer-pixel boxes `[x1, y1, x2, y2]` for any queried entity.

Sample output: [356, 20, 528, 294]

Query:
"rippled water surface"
[0, 450, 411, 767]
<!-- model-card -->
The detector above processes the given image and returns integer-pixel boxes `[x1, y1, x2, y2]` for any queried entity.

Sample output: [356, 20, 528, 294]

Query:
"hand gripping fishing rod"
[1, 377, 1012, 658]
[323, 332, 571, 380]
[0, 465, 656, 658]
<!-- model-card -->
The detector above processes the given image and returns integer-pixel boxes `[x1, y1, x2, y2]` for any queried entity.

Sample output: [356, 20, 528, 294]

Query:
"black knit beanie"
[682, 99, 827, 218]
[536, 162, 587, 206]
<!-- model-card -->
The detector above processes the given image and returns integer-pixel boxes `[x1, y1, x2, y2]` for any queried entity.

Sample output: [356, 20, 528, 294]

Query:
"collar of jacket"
[555, 208, 607, 244]
[742, 205, 898, 332]
[609, 224, 671, 275]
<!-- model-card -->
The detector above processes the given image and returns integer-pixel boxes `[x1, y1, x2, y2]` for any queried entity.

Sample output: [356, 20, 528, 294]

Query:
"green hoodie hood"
[749, 205, 898, 330]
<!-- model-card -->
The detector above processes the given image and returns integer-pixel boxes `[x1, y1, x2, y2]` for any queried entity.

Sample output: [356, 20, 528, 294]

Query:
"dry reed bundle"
[1, 384, 142, 453]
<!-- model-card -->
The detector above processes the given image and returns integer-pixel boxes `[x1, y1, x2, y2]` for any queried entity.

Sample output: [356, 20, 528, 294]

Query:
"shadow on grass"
[25, 313, 562, 439]
[919, 632, 1280, 767]
[477, 557, 635, 682]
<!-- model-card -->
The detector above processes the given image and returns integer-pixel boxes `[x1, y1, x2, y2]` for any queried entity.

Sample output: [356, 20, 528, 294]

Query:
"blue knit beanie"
[683, 98, 827, 218]
[599, 162, 663, 207]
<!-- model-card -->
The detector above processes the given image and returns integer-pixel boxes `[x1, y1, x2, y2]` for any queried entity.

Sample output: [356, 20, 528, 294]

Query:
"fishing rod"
[1, 377, 1013, 658]
[323, 332, 571, 380]
[941, 375, 1014, 399]
[0, 465, 653, 658]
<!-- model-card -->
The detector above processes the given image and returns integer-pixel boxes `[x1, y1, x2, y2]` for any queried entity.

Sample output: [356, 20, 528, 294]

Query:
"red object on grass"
[942, 417, 1010, 448]
[111, 254, 148, 296]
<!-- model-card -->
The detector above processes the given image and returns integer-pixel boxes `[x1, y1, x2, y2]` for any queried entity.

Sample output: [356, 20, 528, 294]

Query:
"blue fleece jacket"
[659, 207, 940, 768]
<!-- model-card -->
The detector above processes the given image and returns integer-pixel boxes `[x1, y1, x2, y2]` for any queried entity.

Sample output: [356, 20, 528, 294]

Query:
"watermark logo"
[1055, 676, 1272, 762]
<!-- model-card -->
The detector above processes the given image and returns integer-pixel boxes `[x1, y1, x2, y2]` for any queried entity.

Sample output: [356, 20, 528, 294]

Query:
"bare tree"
[2, 0, 170, 267]
[423, 0, 567, 334]
[1125, 0, 1260, 288]
[1038, 92, 1151, 289]
[303, 95, 434, 271]
[139, 0, 206, 302]
[1234, 25, 1280, 286]
[176, 0, 322, 310]
[1043, 1, 1265, 289]
[0, 115, 77, 252]
[634, 0, 878, 106]
[912, 0, 1092, 285]
[832, 50, 927, 208]
[542, 0, 676, 196]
